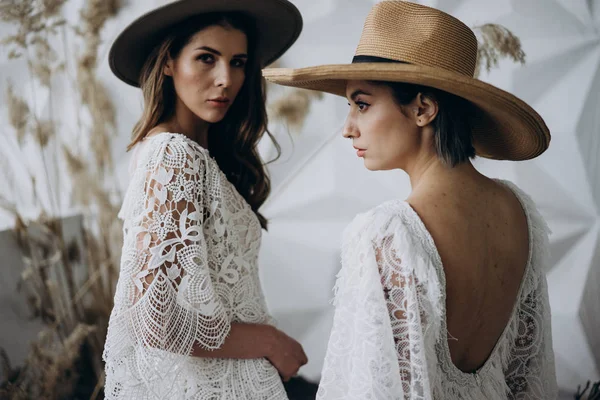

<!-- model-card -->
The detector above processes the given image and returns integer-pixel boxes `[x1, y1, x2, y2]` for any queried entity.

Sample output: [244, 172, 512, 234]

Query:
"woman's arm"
[191, 322, 273, 359]
[192, 322, 308, 382]
[124, 140, 307, 381]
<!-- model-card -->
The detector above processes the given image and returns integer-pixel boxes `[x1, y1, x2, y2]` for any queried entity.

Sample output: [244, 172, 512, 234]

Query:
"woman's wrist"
[257, 323, 277, 359]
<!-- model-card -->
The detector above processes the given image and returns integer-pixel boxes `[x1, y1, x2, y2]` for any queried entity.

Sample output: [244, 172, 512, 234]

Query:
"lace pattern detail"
[103, 133, 287, 400]
[318, 180, 557, 400]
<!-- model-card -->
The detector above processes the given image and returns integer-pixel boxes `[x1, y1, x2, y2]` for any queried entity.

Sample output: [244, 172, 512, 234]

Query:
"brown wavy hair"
[128, 12, 279, 229]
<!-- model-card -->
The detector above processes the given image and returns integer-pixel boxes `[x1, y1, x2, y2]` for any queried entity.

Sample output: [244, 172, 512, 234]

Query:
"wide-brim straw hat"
[110, 0, 303, 87]
[263, 1, 549, 161]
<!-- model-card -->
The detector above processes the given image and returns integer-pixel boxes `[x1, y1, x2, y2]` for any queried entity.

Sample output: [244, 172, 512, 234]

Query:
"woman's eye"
[356, 101, 369, 111]
[197, 53, 215, 63]
[231, 58, 246, 68]
[347, 100, 370, 111]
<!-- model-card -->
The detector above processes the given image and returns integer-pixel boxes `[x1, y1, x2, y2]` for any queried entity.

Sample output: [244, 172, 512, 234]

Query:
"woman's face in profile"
[164, 24, 248, 124]
[343, 80, 421, 171]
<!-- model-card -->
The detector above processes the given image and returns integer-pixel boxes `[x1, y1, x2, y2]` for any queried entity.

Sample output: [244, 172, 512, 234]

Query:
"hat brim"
[263, 63, 550, 161]
[110, 0, 302, 87]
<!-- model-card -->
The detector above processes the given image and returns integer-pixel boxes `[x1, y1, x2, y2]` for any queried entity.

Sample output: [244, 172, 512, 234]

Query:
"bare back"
[409, 176, 529, 373]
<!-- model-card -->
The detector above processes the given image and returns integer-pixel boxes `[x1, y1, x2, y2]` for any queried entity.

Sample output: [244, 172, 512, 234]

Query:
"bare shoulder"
[408, 178, 525, 226]
[146, 124, 172, 138]
[406, 177, 529, 276]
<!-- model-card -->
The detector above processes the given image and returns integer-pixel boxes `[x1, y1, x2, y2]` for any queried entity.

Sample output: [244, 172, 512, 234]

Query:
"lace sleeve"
[376, 234, 441, 400]
[317, 207, 443, 400]
[500, 181, 558, 399]
[123, 140, 230, 355]
[504, 278, 557, 399]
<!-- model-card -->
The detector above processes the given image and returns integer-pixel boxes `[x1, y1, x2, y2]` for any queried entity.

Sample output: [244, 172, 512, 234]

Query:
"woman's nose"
[342, 116, 359, 139]
[215, 63, 232, 88]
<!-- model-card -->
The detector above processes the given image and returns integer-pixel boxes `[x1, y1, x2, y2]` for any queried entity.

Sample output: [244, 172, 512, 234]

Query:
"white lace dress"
[317, 181, 557, 400]
[103, 133, 287, 400]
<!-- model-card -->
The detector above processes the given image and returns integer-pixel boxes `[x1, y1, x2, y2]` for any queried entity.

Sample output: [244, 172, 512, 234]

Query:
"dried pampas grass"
[41, 0, 68, 18]
[266, 59, 324, 132]
[0, 0, 124, 398]
[29, 36, 58, 87]
[6, 82, 30, 145]
[1, 323, 96, 400]
[268, 89, 323, 132]
[76, 0, 119, 172]
[473, 24, 526, 78]
[35, 119, 55, 148]
[38, 324, 96, 397]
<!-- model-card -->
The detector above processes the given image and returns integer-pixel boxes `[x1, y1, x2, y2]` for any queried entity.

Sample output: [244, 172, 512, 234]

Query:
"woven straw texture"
[262, 1, 550, 161]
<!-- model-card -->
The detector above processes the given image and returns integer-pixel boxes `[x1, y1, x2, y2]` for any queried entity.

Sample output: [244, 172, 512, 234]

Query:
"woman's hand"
[192, 323, 308, 382]
[264, 326, 308, 382]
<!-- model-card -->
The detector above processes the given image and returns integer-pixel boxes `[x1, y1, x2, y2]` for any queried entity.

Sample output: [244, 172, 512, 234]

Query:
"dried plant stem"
[52, 225, 85, 334]
[72, 264, 103, 305]
[95, 241, 111, 306]
[47, 280, 72, 336]
[45, 26, 62, 213]
[39, 143, 58, 215]
[101, 235, 115, 300]
[60, 24, 84, 142]
[89, 372, 105, 400]
[25, 61, 39, 120]
[82, 229, 107, 310]
[49, 221, 81, 321]
[22, 242, 56, 327]
[25, 48, 59, 217]
[60, 250, 83, 320]
[14, 143, 45, 213]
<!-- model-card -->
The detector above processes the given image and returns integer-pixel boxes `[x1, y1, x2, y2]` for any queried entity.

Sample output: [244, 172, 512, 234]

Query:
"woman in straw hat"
[102, 1, 308, 398]
[264, 1, 557, 399]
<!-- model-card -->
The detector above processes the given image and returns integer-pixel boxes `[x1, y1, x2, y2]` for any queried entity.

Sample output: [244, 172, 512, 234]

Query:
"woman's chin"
[363, 158, 395, 172]
[363, 158, 381, 171]
[195, 109, 229, 124]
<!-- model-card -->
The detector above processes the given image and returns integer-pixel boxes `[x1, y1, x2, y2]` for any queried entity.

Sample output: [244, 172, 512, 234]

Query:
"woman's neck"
[164, 100, 210, 148]
[406, 155, 483, 198]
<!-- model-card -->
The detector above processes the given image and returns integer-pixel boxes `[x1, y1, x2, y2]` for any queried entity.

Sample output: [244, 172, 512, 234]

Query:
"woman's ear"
[414, 93, 438, 127]
[163, 58, 174, 77]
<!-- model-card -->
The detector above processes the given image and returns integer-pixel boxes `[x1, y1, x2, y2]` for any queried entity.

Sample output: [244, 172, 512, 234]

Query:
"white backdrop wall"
[0, 0, 598, 396]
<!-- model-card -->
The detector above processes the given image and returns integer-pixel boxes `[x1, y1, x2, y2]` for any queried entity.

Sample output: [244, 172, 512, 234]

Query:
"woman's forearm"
[191, 322, 275, 359]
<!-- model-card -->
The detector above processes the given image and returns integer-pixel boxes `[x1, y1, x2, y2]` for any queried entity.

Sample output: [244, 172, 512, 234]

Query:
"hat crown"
[355, 1, 478, 77]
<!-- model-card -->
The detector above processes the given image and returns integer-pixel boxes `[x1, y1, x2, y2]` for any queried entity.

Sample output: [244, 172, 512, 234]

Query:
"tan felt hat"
[110, 0, 303, 87]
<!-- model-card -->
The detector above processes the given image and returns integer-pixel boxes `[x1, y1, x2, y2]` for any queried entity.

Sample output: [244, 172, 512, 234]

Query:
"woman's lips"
[207, 97, 230, 108]
[354, 147, 366, 157]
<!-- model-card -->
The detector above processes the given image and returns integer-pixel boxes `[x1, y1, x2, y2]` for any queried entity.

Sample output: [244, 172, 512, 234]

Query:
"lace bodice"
[317, 181, 557, 400]
[103, 133, 287, 400]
